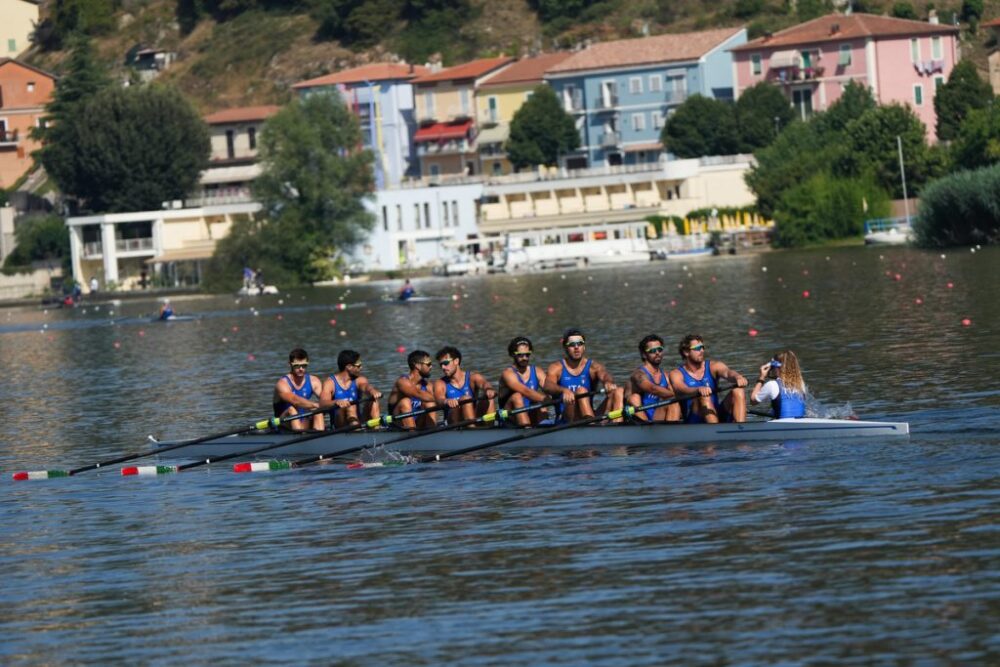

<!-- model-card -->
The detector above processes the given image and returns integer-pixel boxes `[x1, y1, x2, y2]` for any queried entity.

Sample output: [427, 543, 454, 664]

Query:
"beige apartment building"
[0, 0, 38, 59]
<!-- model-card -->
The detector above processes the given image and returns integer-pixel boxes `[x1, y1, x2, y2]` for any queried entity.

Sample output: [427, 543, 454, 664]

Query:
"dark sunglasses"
[416, 360, 433, 367]
[513, 352, 532, 359]
[564, 341, 585, 349]
[439, 358, 455, 367]
[349, 362, 363, 369]
[290, 362, 309, 369]
[644, 346, 664, 354]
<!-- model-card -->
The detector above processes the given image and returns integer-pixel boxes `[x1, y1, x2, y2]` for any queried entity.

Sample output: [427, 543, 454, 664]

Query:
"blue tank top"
[445, 372, 472, 400]
[772, 379, 806, 418]
[160, 306, 174, 320]
[509, 365, 540, 407]
[558, 359, 592, 391]
[274, 374, 315, 416]
[329, 375, 359, 416]
[400, 375, 429, 410]
[677, 360, 719, 424]
[639, 366, 670, 420]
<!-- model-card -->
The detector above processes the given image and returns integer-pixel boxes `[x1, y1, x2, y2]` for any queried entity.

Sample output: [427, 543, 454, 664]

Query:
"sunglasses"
[416, 360, 433, 367]
[688, 344, 705, 352]
[564, 341, 585, 349]
[290, 363, 309, 369]
[439, 358, 455, 367]
[349, 362, 363, 369]
[645, 346, 664, 354]
[513, 352, 532, 359]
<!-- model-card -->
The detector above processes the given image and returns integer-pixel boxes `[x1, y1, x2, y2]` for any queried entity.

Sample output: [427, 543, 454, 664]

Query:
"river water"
[1, 246, 998, 664]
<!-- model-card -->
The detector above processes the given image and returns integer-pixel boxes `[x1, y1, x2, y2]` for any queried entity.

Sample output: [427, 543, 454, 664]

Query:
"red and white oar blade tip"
[232, 460, 291, 473]
[120, 465, 178, 476]
[12, 470, 70, 481]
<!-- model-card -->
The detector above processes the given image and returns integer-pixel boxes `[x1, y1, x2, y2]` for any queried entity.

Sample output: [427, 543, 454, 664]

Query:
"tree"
[31, 35, 110, 145]
[815, 80, 877, 134]
[774, 173, 890, 247]
[891, 2, 918, 19]
[950, 101, 1000, 169]
[506, 86, 580, 169]
[41, 85, 210, 213]
[735, 82, 795, 151]
[661, 95, 740, 158]
[934, 60, 994, 142]
[1, 214, 71, 272]
[208, 92, 376, 287]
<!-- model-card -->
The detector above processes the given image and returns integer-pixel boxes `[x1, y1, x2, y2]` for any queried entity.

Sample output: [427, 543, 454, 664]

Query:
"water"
[1, 246, 998, 664]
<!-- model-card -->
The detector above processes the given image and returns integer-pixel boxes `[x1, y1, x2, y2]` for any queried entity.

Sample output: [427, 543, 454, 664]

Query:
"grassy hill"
[23, 0, 1000, 115]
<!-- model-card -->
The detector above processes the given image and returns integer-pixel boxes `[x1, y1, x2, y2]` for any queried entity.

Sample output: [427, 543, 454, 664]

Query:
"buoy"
[962, 318, 972, 327]
[748, 329, 758, 337]
[947, 282, 954, 289]
[669, 300, 677, 307]
[463, 323, 471, 330]
[329, 319, 337, 326]
[113, 341, 121, 349]
[221, 337, 228, 343]
[894, 274, 902, 281]
[232, 326, 239, 332]
[247, 354, 256, 361]
[761, 266, 768, 272]
[339, 330, 347, 336]
[710, 276, 717, 283]
[802, 290, 810, 298]
[542, 286, 548, 293]
[915, 297, 923, 305]
[277, 315, 283, 320]
[546, 306, 555, 313]
[747, 307, 756, 314]
[138, 330, 145, 337]
[802, 269, 809, 276]
[396, 345, 406, 354]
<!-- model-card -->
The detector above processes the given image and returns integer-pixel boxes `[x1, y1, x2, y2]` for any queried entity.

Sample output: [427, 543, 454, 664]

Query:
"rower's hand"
[335, 399, 352, 408]
[369, 389, 383, 400]
[734, 375, 748, 388]
[697, 386, 713, 397]
[446, 398, 459, 408]
[604, 381, 618, 392]
[306, 401, 320, 411]
[484, 388, 496, 400]
[561, 389, 576, 404]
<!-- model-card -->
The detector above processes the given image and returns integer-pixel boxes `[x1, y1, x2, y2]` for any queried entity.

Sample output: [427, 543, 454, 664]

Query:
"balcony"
[664, 90, 688, 105]
[116, 237, 154, 253]
[770, 66, 825, 83]
[599, 131, 620, 148]
[594, 95, 619, 112]
[416, 139, 471, 156]
[0, 129, 19, 147]
[82, 241, 103, 257]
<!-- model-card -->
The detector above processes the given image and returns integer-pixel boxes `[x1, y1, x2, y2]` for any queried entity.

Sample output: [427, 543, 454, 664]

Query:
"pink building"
[730, 13, 959, 141]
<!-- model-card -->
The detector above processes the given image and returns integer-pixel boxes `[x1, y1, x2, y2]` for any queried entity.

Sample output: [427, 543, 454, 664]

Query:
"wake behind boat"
[161, 417, 909, 459]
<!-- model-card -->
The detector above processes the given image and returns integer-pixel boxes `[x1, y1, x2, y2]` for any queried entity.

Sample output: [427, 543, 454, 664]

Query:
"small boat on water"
[164, 417, 909, 459]
[864, 217, 914, 246]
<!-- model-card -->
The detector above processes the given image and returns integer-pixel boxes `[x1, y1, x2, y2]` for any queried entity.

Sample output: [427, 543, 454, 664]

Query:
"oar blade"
[233, 460, 292, 473]
[12, 469, 70, 481]
[121, 465, 178, 476]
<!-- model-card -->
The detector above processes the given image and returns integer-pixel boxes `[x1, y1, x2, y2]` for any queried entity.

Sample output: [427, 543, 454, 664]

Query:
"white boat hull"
[163, 418, 909, 460]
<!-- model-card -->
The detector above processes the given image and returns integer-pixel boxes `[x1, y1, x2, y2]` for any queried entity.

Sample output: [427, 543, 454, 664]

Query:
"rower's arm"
[630, 369, 674, 399]
[275, 379, 319, 410]
[472, 373, 497, 399]
[714, 361, 748, 388]
[318, 378, 335, 409]
[399, 377, 435, 403]
[500, 367, 548, 404]
[668, 369, 699, 398]
[542, 363, 565, 396]
[358, 375, 383, 400]
[591, 361, 618, 391]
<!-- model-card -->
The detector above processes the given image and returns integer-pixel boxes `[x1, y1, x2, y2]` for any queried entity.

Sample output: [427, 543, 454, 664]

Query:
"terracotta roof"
[0, 58, 56, 80]
[731, 13, 958, 52]
[292, 63, 430, 88]
[204, 105, 281, 125]
[411, 56, 514, 84]
[983, 17, 1000, 28]
[547, 27, 744, 75]
[479, 52, 573, 88]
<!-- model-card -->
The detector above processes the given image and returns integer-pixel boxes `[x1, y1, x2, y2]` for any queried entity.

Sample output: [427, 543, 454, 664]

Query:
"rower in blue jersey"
[398, 278, 415, 301]
[387, 349, 438, 430]
[499, 336, 551, 426]
[158, 300, 175, 320]
[626, 334, 681, 422]
[750, 350, 808, 418]
[543, 328, 624, 423]
[668, 334, 748, 424]
[319, 349, 382, 429]
[432, 345, 496, 425]
[272, 348, 325, 431]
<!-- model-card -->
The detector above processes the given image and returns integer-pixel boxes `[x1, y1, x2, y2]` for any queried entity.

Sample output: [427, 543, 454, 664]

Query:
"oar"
[10, 403, 340, 481]
[121, 398, 374, 476]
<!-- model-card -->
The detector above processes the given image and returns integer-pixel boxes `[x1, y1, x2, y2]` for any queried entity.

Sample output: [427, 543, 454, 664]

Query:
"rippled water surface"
[2, 246, 998, 664]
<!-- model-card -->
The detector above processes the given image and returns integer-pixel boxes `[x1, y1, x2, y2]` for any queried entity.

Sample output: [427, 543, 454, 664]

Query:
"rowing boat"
[160, 417, 908, 459]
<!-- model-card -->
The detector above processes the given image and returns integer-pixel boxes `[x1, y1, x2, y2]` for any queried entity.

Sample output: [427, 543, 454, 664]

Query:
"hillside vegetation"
[25, 0, 999, 114]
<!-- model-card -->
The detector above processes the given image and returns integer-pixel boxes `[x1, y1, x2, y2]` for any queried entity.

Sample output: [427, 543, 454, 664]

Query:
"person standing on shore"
[668, 335, 748, 423]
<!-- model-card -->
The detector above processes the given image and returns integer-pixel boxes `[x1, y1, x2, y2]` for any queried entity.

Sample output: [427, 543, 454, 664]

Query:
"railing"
[116, 237, 154, 252]
[478, 109, 499, 126]
[83, 241, 103, 256]
[184, 189, 255, 208]
[664, 90, 688, 105]
[599, 131, 620, 148]
[771, 66, 825, 83]
[0, 129, 19, 145]
[595, 94, 619, 111]
[417, 139, 470, 156]
[864, 216, 913, 233]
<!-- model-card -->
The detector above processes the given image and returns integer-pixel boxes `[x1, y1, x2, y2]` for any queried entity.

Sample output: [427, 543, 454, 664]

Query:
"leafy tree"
[735, 82, 795, 151]
[41, 85, 210, 213]
[661, 95, 740, 158]
[960, 0, 983, 23]
[815, 80, 877, 134]
[891, 2, 918, 18]
[394, 0, 477, 63]
[1, 214, 71, 272]
[746, 119, 838, 218]
[950, 101, 1000, 169]
[934, 60, 993, 141]
[836, 103, 934, 198]
[507, 86, 580, 169]
[49, 0, 117, 44]
[313, 0, 402, 46]
[773, 173, 890, 247]
[208, 92, 375, 287]
[796, 0, 831, 21]
[32, 35, 111, 145]
[733, 0, 765, 19]
[916, 163, 1000, 246]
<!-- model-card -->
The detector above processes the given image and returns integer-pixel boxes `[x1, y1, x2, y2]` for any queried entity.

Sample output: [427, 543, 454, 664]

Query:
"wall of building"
[0, 62, 54, 187]
[414, 83, 474, 122]
[875, 35, 952, 140]
[702, 30, 747, 100]
[0, 1, 38, 58]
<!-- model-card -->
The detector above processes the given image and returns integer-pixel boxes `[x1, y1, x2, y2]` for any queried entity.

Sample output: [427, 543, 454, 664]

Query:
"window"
[7, 39, 15, 53]
[424, 202, 431, 228]
[382, 206, 389, 232]
[932, 36, 942, 59]
[629, 77, 642, 94]
[913, 84, 923, 106]
[648, 75, 662, 92]
[248, 127, 257, 150]
[910, 38, 920, 63]
[934, 76, 945, 90]
[487, 96, 498, 123]
[800, 51, 812, 68]
[751, 54, 762, 75]
[442, 201, 449, 226]
[838, 44, 851, 66]
[27, 81, 35, 93]
[459, 89, 470, 115]
[414, 203, 420, 226]
[792, 88, 813, 121]
[631, 113, 646, 131]
[424, 92, 435, 118]
[225, 130, 235, 159]
[651, 110, 664, 129]
[452, 201, 459, 227]
[429, 164, 440, 177]
[563, 84, 582, 111]
[396, 205, 403, 231]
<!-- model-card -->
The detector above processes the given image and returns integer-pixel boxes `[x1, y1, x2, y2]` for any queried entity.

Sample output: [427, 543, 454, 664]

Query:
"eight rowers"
[498, 336, 551, 426]
[272, 348, 324, 431]
[750, 350, 808, 418]
[387, 349, 438, 430]
[627, 334, 680, 422]
[320, 350, 382, 428]
[544, 328, 624, 422]
[433, 346, 497, 424]
[668, 334, 748, 424]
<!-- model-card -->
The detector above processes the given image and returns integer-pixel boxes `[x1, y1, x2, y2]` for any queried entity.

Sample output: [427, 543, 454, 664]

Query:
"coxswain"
[399, 278, 415, 301]
[319, 350, 382, 428]
[543, 328, 624, 422]
[626, 334, 680, 422]
[386, 349, 438, 430]
[158, 300, 175, 320]
[432, 346, 496, 424]
[750, 350, 807, 418]
[668, 335, 748, 423]
[498, 336, 551, 426]
[272, 348, 324, 431]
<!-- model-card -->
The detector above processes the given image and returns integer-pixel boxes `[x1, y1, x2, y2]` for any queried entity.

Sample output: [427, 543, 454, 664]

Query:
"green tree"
[934, 60, 994, 141]
[796, 0, 831, 21]
[950, 101, 1000, 169]
[506, 85, 580, 169]
[41, 85, 210, 213]
[31, 35, 110, 145]
[745, 119, 838, 218]
[661, 95, 740, 158]
[915, 163, 1000, 246]
[209, 92, 376, 287]
[960, 0, 983, 23]
[52, 0, 117, 41]
[837, 104, 934, 198]
[735, 82, 795, 151]
[773, 173, 890, 247]
[815, 80, 877, 134]
[1, 214, 71, 272]
[891, 2, 918, 18]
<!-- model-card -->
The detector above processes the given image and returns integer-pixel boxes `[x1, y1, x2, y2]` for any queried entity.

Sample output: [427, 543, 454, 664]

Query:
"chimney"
[928, 9, 939, 24]
[830, 23, 840, 35]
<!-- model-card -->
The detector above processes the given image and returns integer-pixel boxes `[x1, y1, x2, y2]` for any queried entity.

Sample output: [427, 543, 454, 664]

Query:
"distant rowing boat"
[163, 417, 909, 459]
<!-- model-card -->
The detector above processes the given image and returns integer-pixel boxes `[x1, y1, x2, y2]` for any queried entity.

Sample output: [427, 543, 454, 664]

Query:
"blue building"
[292, 63, 431, 187]
[544, 27, 747, 168]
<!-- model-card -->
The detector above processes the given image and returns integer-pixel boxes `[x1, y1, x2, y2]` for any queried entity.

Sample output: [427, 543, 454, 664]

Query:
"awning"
[769, 50, 800, 68]
[414, 120, 473, 142]
[145, 246, 216, 263]
[623, 142, 663, 153]
[476, 123, 509, 145]
[200, 164, 261, 185]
